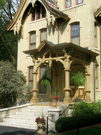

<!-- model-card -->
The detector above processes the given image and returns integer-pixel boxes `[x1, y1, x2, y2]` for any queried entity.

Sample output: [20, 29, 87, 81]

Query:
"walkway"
[0, 126, 40, 135]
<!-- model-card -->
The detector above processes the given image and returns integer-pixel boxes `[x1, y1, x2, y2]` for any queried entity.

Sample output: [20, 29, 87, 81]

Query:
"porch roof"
[23, 40, 99, 59]
[94, 7, 101, 18]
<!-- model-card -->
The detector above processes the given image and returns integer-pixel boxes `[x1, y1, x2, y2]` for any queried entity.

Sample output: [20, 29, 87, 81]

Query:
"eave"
[23, 41, 99, 60]
[94, 7, 101, 18]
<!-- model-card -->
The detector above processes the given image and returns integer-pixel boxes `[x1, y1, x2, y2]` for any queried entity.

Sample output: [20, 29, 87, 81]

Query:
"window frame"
[28, 66, 33, 89]
[76, 0, 83, 5]
[39, 65, 47, 93]
[71, 23, 80, 46]
[31, 2, 46, 21]
[65, 0, 71, 8]
[29, 31, 36, 50]
[94, 23, 98, 48]
[95, 65, 99, 89]
[40, 28, 47, 43]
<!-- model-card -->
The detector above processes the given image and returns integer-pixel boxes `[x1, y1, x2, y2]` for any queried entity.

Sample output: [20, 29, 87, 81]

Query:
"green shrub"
[71, 72, 86, 87]
[0, 61, 32, 108]
[55, 114, 101, 132]
[72, 101, 101, 116]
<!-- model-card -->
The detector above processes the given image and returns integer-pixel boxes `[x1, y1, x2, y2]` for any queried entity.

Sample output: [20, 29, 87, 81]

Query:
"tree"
[0, 0, 21, 66]
[0, 61, 32, 108]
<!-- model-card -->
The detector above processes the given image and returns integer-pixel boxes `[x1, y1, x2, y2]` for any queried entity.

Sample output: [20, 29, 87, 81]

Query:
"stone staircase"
[0, 104, 50, 130]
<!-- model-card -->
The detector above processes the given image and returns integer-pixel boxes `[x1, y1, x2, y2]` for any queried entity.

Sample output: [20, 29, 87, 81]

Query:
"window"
[95, 65, 98, 89]
[94, 24, 97, 48]
[29, 32, 36, 49]
[66, 0, 71, 8]
[32, 1, 46, 21]
[40, 29, 47, 43]
[28, 67, 33, 89]
[71, 23, 80, 46]
[40, 66, 47, 93]
[76, 0, 83, 4]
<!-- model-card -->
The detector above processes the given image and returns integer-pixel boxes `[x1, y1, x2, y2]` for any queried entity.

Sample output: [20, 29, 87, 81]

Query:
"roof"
[23, 40, 99, 59]
[46, 0, 57, 8]
[94, 7, 101, 18]
[6, 0, 69, 31]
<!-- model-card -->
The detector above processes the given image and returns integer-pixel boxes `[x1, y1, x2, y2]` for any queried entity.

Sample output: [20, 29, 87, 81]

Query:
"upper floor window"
[76, 0, 83, 4]
[32, 1, 46, 21]
[28, 66, 33, 89]
[94, 24, 98, 48]
[40, 29, 47, 43]
[29, 31, 36, 49]
[66, 0, 71, 8]
[71, 23, 80, 46]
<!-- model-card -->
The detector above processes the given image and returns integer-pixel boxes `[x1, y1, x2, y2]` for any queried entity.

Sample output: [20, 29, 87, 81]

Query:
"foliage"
[58, 126, 101, 135]
[35, 117, 46, 131]
[72, 101, 101, 116]
[41, 75, 59, 101]
[0, 61, 32, 108]
[0, 0, 21, 67]
[47, 89, 59, 101]
[41, 75, 52, 87]
[55, 114, 101, 133]
[71, 71, 86, 86]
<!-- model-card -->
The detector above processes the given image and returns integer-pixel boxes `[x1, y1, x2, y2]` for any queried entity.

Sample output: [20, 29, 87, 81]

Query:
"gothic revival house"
[7, 0, 101, 104]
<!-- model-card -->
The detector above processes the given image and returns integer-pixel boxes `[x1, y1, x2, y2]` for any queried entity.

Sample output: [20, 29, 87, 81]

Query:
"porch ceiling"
[23, 40, 99, 61]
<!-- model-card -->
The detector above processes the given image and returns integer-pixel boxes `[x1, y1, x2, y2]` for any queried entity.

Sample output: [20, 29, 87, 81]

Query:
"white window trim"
[29, 18, 46, 24]
[62, 2, 86, 11]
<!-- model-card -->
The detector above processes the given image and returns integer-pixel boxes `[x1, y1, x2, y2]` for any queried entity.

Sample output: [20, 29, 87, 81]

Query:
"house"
[6, 0, 101, 104]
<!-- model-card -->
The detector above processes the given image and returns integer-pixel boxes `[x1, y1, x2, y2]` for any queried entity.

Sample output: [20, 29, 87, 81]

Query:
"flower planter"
[51, 99, 57, 109]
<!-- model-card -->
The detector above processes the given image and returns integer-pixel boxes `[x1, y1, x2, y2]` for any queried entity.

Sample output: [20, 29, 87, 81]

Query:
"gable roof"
[6, 0, 69, 33]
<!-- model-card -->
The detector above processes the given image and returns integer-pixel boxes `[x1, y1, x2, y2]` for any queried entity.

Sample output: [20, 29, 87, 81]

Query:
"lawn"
[58, 125, 101, 135]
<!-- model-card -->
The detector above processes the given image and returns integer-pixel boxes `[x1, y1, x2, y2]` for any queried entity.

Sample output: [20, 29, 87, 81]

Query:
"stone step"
[3, 118, 37, 124]
[1, 105, 51, 130]
[0, 122, 37, 130]
[9, 114, 37, 120]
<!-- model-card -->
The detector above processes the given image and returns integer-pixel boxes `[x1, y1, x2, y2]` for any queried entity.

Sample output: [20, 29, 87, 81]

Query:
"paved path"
[0, 126, 40, 135]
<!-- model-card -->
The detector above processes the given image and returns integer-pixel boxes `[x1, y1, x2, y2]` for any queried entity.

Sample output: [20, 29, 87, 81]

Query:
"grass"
[58, 126, 101, 135]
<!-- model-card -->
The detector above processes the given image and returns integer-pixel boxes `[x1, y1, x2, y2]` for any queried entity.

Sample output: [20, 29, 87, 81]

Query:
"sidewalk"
[0, 126, 40, 135]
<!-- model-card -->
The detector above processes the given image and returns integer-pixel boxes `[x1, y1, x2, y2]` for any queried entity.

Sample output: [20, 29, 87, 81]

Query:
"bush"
[72, 101, 101, 116]
[55, 114, 101, 132]
[0, 61, 32, 108]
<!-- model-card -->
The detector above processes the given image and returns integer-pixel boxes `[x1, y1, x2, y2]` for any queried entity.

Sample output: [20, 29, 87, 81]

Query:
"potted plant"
[41, 75, 59, 108]
[71, 71, 86, 87]
[35, 117, 46, 134]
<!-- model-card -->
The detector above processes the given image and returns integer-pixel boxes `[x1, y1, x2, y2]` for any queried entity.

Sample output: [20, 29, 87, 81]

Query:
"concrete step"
[1, 105, 50, 130]
[0, 122, 37, 130]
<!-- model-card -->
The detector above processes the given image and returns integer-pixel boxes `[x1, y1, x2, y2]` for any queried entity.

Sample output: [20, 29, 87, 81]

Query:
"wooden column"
[85, 73, 91, 102]
[31, 71, 39, 103]
[63, 69, 71, 104]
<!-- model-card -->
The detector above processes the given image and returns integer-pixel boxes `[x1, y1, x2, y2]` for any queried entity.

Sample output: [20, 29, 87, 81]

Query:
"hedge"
[55, 114, 101, 132]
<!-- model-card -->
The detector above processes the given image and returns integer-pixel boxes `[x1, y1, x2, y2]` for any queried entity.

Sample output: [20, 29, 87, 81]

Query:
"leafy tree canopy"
[0, 0, 21, 66]
[0, 61, 32, 108]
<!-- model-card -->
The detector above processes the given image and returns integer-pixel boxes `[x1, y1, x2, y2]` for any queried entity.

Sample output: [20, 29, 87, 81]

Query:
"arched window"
[71, 23, 80, 46]
[94, 23, 98, 48]
[65, 0, 71, 8]
[29, 31, 36, 49]
[32, 1, 46, 21]
[40, 28, 47, 43]
[95, 65, 98, 89]
[76, 0, 83, 5]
